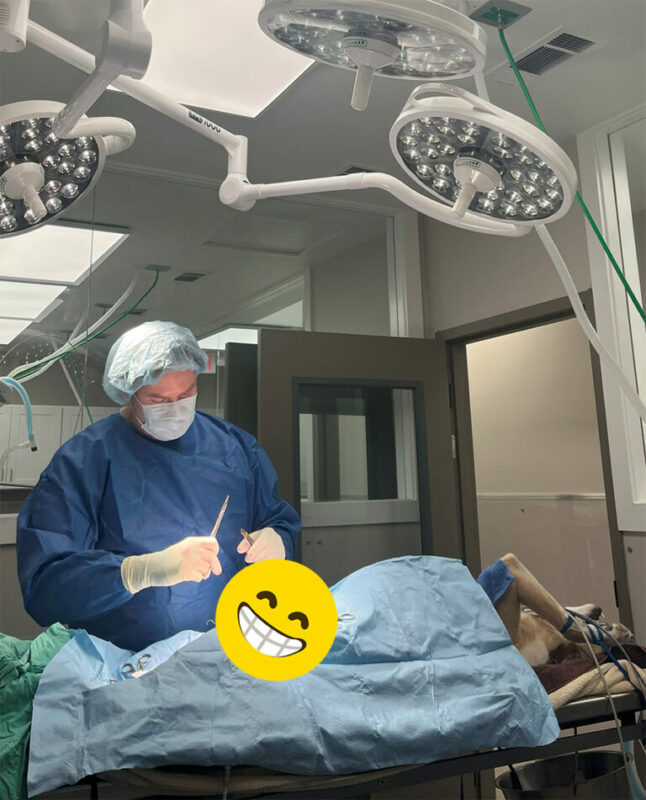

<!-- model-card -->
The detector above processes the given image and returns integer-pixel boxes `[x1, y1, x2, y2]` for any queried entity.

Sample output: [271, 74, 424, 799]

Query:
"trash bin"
[496, 751, 633, 799]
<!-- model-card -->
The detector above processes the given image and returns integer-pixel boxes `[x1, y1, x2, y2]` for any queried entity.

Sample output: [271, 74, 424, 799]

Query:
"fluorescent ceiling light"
[0, 318, 30, 345]
[0, 281, 63, 320]
[0, 224, 128, 283]
[138, 0, 312, 118]
[198, 327, 259, 350]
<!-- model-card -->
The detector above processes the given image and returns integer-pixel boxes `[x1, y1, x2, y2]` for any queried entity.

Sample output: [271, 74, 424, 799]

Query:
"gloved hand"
[121, 536, 222, 594]
[237, 527, 285, 563]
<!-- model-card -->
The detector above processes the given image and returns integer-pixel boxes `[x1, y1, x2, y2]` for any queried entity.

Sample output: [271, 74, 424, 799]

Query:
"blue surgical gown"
[17, 412, 300, 651]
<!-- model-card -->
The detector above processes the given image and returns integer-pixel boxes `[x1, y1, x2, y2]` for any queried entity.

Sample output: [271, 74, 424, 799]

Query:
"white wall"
[421, 140, 589, 334]
[466, 318, 605, 494]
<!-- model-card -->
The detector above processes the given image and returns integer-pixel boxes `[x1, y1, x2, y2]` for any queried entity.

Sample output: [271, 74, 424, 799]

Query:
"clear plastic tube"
[0, 377, 36, 446]
[10, 272, 140, 381]
[535, 224, 646, 422]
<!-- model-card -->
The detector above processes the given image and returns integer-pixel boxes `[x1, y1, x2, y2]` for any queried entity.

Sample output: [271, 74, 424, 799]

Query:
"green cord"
[498, 26, 646, 328]
[63, 354, 94, 424]
[14, 271, 160, 382]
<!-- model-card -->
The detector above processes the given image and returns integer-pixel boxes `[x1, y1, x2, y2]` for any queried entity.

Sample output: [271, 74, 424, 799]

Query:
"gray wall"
[310, 234, 390, 335]
[634, 209, 645, 301]
[0, 538, 44, 639]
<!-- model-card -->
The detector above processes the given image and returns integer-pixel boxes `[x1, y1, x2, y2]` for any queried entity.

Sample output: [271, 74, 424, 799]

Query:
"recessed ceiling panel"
[0, 225, 128, 283]
[140, 0, 313, 118]
[0, 318, 31, 345]
[0, 281, 63, 320]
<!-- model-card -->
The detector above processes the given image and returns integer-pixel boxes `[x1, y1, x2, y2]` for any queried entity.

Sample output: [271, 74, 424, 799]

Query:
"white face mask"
[134, 394, 197, 441]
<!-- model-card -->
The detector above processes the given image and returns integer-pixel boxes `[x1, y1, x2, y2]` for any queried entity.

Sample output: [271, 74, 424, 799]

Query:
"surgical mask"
[134, 394, 197, 441]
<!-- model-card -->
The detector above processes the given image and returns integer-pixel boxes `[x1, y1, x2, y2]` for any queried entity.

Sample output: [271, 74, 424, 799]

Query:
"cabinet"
[3, 406, 63, 484]
[0, 404, 116, 485]
[60, 406, 116, 442]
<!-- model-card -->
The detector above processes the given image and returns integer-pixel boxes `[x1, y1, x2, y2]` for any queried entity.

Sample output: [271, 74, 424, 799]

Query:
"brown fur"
[516, 611, 589, 667]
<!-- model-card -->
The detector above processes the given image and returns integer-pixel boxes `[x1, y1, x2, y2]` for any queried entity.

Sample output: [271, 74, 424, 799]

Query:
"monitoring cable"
[566, 609, 646, 799]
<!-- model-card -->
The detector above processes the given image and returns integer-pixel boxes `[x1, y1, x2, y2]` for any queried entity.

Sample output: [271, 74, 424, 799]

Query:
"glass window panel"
[297, 384, 419, 502]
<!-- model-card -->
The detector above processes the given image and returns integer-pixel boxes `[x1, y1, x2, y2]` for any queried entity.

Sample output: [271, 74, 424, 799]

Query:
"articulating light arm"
[25, 22, 522, 234]
[51, 1, 152, 138]
[219, 172, 527, 237]
[26, 22, 248, 175]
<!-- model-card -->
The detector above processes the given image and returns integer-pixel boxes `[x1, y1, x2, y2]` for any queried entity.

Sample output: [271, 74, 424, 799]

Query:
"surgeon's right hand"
[121, 536, 222, 594]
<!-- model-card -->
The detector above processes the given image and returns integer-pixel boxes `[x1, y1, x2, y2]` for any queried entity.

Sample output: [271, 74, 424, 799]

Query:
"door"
[257, 329, 461, 583]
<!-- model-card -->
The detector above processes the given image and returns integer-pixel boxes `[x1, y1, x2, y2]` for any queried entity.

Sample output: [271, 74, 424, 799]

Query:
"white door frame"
[577, 104, 646, 532]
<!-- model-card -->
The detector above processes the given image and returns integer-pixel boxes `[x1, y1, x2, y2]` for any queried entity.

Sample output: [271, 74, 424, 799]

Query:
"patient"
[481, 553, 634, 667]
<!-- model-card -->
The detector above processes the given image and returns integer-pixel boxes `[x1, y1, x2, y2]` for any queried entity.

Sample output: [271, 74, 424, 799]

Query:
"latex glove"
[121, 536, 222, 594]
[237, 527, 285, 563]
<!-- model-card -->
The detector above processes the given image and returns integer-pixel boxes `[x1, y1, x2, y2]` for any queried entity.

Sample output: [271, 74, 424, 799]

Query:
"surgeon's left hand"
[237, 527, 285, 563]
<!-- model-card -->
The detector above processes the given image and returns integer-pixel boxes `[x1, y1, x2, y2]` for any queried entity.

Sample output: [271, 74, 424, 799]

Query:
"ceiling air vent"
[515, 46, 572, 75]
[515, 32, 595, 75]
[487, 27, 602, 84]
[547, 33, 594, 53]
[174, 272, 206, 283]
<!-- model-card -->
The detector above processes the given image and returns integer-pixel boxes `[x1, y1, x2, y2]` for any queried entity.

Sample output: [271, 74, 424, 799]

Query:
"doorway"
[467, 318, 616, 615]
[440, 293, 634, 630]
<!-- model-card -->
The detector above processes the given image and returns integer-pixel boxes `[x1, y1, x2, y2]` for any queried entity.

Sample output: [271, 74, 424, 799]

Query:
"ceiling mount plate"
[470, 1, 532, 29]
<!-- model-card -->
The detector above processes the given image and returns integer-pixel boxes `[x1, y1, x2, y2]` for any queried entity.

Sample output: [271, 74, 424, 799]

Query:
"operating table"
[44, 692, 644, 800]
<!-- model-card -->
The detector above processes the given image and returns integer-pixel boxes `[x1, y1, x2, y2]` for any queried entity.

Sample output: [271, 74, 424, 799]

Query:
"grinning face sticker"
[215, 560, 337, 681]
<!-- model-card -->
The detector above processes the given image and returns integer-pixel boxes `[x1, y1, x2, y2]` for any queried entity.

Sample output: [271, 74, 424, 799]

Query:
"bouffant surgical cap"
[103, 320, 208, 404]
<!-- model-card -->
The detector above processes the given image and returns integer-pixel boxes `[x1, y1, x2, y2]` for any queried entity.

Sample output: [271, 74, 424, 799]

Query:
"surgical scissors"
[209, 494, 230, 538]
[120, 653, 152, 678]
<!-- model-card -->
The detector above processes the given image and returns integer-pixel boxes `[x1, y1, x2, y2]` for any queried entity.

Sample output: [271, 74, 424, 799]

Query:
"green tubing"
[497, 26, 546, 133]
[14, 271, 160, 382]
[498, 26, 646, 327]
[574, 192, 646, 326]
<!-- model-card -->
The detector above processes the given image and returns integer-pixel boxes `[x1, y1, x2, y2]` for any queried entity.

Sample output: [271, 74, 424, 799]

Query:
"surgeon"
[17, 321, 300, 651]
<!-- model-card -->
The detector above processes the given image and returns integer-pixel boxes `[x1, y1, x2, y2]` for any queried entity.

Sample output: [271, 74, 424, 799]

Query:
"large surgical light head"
[258, 0, 487, 110]
[390, 84, 578, 225]
[0, 101, 135, 237]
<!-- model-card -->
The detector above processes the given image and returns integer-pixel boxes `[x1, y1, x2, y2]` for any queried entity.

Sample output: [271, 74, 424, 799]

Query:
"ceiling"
[1, 1, 644, 197]
[0, 0, 644, 377]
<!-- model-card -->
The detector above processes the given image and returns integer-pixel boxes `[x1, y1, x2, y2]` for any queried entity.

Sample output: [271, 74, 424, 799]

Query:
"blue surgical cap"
[103, 321, 208, 404]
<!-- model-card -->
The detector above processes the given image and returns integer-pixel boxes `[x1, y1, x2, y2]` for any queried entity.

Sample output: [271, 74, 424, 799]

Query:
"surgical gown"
[17, 412, 300, 651]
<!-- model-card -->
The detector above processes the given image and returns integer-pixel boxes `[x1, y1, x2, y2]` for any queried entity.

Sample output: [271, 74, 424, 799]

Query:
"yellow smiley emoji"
[215, 560, 337, 681]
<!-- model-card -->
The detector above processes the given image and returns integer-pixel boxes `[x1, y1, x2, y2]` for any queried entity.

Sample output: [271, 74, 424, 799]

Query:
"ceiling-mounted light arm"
[27, 21, 248, 176]
[218, 171, 527, 237]
[62, 116, 136, 157]
[50, 0, 152, 138]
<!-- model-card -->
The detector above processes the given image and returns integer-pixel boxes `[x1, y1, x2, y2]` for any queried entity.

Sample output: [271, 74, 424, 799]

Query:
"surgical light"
[390, 84, 577, 225]
[0, 101, 135, 238]
[258, 0, 487, 110]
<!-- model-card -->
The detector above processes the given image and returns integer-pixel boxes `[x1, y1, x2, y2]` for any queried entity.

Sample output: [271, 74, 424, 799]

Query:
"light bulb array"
[0, 116, 100, 234]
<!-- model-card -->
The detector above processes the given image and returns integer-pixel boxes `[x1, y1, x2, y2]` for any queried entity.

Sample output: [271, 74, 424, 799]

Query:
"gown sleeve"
[247, 438, 301, 560]
[17, 433, 133, 627]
